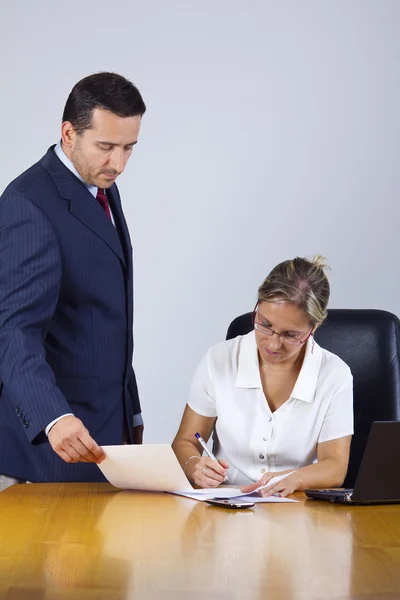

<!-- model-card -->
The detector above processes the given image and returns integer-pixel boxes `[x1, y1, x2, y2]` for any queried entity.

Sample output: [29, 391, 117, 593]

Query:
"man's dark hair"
[62, 72, 146, 133]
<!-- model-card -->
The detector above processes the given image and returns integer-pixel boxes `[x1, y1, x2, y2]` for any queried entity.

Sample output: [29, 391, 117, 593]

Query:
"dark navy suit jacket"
[0, 147, 141, 482]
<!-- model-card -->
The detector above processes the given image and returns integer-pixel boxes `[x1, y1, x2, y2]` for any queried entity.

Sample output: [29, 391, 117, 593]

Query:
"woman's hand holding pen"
[188, 456, 230, 488]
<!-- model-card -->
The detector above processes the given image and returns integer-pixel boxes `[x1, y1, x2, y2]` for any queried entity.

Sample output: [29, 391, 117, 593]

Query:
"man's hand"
[48, 415, 106, 464]
[132, 424, 144, 444]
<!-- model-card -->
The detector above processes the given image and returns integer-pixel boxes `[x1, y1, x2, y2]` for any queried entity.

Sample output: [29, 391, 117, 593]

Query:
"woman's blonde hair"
[257, 255, 330, 327]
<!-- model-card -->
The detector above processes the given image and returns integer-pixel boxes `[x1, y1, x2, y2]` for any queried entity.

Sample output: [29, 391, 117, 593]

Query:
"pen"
[195, 432, 229, 482]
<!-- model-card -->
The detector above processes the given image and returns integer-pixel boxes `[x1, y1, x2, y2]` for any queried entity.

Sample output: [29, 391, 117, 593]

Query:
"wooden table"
[0, 483, 399, 600]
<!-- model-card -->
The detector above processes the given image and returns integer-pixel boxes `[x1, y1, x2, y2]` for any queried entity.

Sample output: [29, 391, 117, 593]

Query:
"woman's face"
[254, 300, 314, 367]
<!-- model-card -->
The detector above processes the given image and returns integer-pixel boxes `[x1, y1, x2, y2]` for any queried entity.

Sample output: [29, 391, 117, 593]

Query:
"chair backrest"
[226, 309, 400, 487]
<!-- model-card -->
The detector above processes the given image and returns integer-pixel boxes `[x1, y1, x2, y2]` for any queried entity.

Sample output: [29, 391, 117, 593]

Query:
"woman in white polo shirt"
[172, 256, 353, 497]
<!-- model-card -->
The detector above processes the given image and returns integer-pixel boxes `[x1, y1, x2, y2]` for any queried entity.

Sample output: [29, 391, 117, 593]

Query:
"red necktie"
[96, 188, 112, 221]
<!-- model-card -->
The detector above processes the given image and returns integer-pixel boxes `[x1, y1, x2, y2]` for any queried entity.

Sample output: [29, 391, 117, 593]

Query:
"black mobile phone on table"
[206, 499, 255, 509]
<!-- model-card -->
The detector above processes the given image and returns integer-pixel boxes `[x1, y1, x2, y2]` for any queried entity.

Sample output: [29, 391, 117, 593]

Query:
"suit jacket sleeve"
[0, 194, 72, 444]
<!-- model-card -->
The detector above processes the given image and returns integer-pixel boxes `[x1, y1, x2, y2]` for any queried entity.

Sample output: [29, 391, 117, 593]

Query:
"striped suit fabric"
[0, 146, 141, 482]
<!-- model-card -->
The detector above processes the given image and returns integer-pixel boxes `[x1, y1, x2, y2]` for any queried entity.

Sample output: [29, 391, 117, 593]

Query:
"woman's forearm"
[172, 439, 202, 479]
[294, 459, 346, 490]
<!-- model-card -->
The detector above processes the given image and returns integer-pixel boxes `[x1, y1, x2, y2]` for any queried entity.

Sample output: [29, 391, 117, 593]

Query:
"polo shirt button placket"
[262, 417, 273, 472]
[261, 415, 273, 445]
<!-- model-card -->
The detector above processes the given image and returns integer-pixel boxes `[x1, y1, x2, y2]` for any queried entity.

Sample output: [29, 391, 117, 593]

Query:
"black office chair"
[226, 309, 400, 487]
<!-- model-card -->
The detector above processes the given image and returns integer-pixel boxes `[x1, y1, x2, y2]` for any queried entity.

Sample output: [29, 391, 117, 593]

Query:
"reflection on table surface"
[0, 483, 399, 599]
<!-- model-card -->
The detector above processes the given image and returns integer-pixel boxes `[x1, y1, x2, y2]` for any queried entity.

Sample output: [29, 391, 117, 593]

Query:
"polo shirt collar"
[235, 331, 262, 388]
[291, 336, 323, 403]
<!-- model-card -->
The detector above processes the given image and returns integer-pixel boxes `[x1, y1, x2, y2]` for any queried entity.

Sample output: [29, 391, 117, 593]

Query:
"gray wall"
[1, 0, 399, 442]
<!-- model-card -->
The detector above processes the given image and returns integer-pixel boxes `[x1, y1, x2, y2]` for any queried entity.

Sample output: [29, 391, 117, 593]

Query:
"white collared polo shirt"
[188, 331, 354, 485]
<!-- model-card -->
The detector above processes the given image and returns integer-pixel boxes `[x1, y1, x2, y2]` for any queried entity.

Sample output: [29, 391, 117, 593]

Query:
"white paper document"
[172, 471, 298, 503]
[98, 444, 193, 492]
[98, 445, 299, 503]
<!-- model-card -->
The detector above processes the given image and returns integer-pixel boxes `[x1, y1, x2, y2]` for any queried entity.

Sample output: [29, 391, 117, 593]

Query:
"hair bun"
[311, 254, 330, 273]
[258, 255, 331, 326]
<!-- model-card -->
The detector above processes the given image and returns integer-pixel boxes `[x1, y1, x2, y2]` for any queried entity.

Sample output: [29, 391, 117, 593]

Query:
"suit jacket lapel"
[69, 195, 126, 268]
[106, 186, 134, 331]
[106, 186, 132, 269]
[41, 147, 126, 269]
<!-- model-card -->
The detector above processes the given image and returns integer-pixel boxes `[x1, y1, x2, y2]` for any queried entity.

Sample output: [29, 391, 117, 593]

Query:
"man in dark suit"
[0, 72, 146, 490]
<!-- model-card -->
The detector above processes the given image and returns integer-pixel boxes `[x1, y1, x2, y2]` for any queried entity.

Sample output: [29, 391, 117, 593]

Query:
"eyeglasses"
[252, 303, 313, 346]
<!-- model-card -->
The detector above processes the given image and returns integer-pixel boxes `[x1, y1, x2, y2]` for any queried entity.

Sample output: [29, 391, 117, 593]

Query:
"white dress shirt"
[188, 330, 354, 485]
[46, 144, 141, 434]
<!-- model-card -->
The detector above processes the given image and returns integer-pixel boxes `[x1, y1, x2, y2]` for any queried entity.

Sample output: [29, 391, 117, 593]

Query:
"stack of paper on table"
[98, 444, 299, 503]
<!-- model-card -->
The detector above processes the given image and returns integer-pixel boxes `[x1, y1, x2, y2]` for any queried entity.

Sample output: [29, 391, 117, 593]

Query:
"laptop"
[305, 421, 400, 505]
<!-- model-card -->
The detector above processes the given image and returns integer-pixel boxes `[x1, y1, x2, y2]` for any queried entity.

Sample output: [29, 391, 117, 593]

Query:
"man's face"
[62, 108, 142, 188]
